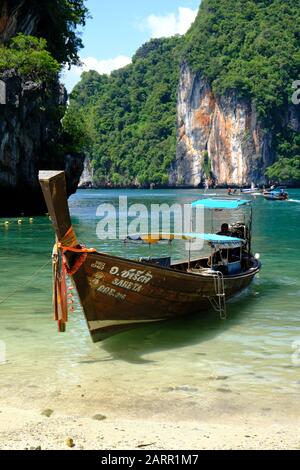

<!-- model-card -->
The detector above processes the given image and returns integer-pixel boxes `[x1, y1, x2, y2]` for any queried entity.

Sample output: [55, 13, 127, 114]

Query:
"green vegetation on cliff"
[66, 0, 300, 185]
[184, 0, 300, 121]
[65, 37, 182, 186]
[0, 0, 88, 80]
[26, 0, 88, 66]
[0, 34, 60, 81]
[0, 0, 88, 67]
[266, 131, 300, 183]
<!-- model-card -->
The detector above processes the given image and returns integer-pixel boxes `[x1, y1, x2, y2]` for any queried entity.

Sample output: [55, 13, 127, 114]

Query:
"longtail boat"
[39, 171, 261, 343]
[263, 189, 289, 201]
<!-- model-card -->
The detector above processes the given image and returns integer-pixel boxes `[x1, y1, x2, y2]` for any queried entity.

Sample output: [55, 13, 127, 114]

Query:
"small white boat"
[241, 182, 260, 194]
[241, 188, 259, 194]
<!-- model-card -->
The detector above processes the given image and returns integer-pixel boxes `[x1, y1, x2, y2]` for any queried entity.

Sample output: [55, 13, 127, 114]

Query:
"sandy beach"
[0, 405, 299, 450]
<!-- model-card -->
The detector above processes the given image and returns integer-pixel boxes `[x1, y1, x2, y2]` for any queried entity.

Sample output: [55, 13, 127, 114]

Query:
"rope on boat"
[52, 226, 97, 333]
[0, 259, 52, 306]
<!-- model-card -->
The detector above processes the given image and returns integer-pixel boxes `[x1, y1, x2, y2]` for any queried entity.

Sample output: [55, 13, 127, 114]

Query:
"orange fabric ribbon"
[52, 243, 68, 332]
[60, 226, 78, 248]
[52, 226, 97, 332]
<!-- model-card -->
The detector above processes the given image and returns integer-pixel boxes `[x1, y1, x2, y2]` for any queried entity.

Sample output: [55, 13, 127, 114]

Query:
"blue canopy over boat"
[269, 189, 286, 195]
[185, 233, 245, 248]
[191, 198, 251, 210]
[194, 233, 245, 245]
[126, 232, 245, 247]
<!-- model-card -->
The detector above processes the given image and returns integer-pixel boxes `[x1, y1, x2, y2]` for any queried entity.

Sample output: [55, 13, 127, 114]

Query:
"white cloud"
[141, 7, 198, 39]
[62, 6, 198, 93]
[62, 55, 132, 93]
[74, 55, 132, 76]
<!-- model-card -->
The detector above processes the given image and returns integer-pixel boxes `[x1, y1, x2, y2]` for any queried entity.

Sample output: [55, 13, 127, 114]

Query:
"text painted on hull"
[88, 261, 154, 300]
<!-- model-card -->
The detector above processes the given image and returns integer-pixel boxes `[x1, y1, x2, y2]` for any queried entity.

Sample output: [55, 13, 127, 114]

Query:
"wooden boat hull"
[38, 171, 261, 342]
[263, 189, 289, 201]
[264, 195, 288, 201]
[71, 251, 260, 342]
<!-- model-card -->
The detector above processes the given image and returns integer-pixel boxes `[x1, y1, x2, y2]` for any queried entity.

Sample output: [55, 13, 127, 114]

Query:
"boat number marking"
[89, 265, 153, 297]
[88, 272, 105, 288]
[91, 261, 106, 271]
[97, 285, 126, 301]
[109, 267, 153, 284]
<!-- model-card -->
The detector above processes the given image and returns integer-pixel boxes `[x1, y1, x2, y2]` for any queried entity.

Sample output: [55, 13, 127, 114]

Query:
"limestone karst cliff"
[171, 63, 300, 187]
[0, 0, 38, 41]
[0, 72, 83, 215]
[78, 157, 93, 189]
[171, 63, 274, 187]
[0, 0, 84, 216]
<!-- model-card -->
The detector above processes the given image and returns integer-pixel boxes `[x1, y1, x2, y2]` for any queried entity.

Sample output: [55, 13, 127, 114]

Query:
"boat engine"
[230, 222, 248, 240]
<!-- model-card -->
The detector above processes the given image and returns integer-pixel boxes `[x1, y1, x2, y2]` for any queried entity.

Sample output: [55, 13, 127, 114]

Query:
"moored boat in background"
[241, 188, 260, 194]
[240, 182, 260, 194]
[263, 188, 289, 201]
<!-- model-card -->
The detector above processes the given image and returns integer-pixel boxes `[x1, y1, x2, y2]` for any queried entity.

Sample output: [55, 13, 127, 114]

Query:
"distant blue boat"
[264, 189, 289, 201]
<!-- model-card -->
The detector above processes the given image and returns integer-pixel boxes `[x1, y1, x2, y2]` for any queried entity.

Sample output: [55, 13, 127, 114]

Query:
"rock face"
[0, 72, 83, 216]
[0, 1, 83, 216]
[171, 63, 275, 187]
[0, 0, 38, 42]
[78, 157, 93, 189]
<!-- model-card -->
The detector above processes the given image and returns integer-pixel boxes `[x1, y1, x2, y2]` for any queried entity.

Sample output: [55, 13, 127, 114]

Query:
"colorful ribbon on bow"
[52, 226, 97, 332]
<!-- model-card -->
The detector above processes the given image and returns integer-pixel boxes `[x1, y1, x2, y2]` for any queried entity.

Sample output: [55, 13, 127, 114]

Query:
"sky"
[62, 0, 201, 92]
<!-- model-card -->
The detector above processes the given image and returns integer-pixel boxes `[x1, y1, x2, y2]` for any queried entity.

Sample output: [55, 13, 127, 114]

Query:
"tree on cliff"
[31, 0, 88, 66]
[0, 34, 60, 81]
[0, 0, 88, 67]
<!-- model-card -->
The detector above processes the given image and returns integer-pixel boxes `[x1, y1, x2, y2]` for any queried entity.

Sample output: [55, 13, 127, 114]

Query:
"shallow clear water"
[0, 189, 300, 420]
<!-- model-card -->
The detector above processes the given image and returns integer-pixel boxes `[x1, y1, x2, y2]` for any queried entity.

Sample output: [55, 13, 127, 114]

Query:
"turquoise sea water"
[0, 189, 300, 421]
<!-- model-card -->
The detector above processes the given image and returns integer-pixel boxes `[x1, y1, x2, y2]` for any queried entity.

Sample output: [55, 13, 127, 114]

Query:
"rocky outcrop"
[0, 0, 38, 43]
[78, 157, 93, 188]
[171, 63, 275, 187]
[0, 1, 84, 216]
[0, 72, 83, 216]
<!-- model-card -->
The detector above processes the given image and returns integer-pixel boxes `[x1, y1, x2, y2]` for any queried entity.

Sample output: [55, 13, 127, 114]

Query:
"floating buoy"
[4, 221, 9, 226]
[17, 219, 23, 225]
[29, 218, 34, 223]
